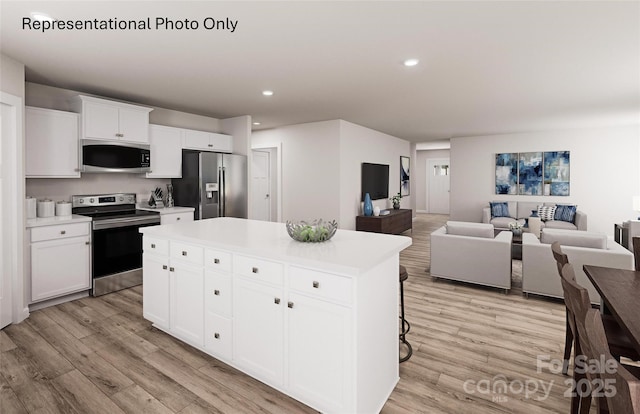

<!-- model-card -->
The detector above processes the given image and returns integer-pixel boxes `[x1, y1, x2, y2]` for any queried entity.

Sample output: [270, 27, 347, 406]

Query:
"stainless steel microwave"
[82, 139, 151, 173]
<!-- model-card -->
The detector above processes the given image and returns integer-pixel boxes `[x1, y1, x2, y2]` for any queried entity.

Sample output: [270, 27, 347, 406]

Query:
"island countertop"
[140, 217, 411, 275]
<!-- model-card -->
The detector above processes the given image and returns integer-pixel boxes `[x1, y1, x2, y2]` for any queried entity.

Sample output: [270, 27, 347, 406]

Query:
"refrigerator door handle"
[222, 166, 227, 217]
[217, 166, 222, 217]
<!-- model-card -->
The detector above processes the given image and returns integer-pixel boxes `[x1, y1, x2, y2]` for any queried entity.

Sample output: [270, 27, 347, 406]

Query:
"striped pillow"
[554, 205, 577, 223]
[490, 202, 510, 218]
[537, 205, 557, 222]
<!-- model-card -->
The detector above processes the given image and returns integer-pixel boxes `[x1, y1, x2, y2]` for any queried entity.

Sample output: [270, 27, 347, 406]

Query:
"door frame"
[1, 91, 27, 325]
[251, 143, 282, 222]
[427, 158, 450, 214]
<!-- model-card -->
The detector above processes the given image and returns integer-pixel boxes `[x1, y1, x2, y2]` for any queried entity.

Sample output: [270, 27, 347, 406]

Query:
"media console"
[356, 209, 412, 235]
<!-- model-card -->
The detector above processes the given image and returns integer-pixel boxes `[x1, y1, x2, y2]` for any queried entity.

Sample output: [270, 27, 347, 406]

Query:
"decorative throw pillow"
[490, 202, 510, 218]
[537, 205, 557, 222]
[554, 205, 577, 223]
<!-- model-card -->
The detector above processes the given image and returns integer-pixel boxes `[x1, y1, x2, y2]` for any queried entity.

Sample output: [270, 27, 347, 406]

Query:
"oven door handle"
[93, 216, 160, 230]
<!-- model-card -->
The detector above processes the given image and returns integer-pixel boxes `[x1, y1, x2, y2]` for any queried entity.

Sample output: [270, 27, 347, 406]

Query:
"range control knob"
[90, 198, 95, 203]
[79, 199, 84, 204]
[119, 197, 124, 202]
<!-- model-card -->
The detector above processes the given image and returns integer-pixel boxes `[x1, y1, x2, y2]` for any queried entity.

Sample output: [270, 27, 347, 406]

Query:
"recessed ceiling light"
[403, 59, 419, 67]
[253, 122, 261, 126]
[262, 90, 274, 96]
[31, 12, 54, 22]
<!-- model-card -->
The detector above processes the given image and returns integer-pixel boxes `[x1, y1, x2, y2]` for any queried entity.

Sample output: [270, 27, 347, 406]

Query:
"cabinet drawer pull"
[169, 267, 175, 272]
[214, 333, 220, 339]
[162, 265, 168, 270]
[312, 281, 319, 288]
[214, 289, 220, 296]
[182, 251, 187, 256]
[151, 243, 156, 248]
[274, 297, 280, 304]
[208, 144, 213, 147]
[214, 258, 220, 264]
[85, 241, 90, 245]
[252, 267, 259, 274]
[287, 301, 294, 309]
[177, 217, 181, 221]
[60, 230, 66, 235]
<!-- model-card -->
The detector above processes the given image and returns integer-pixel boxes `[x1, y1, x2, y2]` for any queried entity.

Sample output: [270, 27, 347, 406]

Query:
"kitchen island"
[140, 217, 411, 413]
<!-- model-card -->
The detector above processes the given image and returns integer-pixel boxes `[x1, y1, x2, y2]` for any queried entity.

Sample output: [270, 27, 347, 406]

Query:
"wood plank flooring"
[2, 214, 580, 413]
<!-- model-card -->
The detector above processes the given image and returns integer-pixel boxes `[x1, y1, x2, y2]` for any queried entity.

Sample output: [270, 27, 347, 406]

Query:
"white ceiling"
[1, 1, 639, 143]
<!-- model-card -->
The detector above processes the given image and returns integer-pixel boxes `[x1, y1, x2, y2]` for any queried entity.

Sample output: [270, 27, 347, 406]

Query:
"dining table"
[583, 264, 640, 355]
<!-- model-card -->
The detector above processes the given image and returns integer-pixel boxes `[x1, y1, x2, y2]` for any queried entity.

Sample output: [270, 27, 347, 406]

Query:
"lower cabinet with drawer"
[29, 221, 91, 303]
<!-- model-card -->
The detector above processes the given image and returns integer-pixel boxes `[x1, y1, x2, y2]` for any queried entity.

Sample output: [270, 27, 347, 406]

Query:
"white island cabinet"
[140, 217, 411, 414]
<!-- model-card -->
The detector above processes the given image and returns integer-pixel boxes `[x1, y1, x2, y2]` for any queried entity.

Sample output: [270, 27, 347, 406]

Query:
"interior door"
[428, 158, 450, 214]
[251, 151, 270, 221]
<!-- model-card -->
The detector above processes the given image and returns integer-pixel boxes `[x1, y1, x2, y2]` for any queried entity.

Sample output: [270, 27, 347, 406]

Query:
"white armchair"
[430, 221, 513, 291]
[522, 229, 634, 304]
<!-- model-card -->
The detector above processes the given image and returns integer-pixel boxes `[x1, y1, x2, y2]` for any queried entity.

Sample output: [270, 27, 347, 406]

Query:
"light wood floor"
[1, 214, 577, 413]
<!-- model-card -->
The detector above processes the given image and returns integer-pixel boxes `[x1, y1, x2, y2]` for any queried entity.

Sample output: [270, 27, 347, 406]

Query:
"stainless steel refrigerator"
[172, 151, 248, 220]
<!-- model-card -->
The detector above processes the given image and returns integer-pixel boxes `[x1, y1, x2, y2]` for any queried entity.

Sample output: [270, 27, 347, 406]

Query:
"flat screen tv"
[361, 162, 389, 201]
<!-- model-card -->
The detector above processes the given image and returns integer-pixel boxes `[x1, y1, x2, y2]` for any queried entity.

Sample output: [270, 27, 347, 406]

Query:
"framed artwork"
[495, 153, 518, 194]
[495, 151, 570, 196]
[544, 151, 570, 196]
[400, 156, 410, 196]
[518, 152, 543, 195]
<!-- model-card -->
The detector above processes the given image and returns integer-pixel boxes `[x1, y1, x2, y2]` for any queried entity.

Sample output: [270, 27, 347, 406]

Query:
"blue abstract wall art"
[518, 152, 543, 195]
[495, 151, 570, 196]
[495, 153, 518, 195]
[544, 151, 570, 196]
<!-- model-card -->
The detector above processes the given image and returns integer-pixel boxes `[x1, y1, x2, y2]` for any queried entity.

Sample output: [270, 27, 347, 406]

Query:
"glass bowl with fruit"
[286, 219, 338, 243]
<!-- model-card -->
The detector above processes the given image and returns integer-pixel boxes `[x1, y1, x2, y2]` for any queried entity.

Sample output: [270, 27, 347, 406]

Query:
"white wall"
[339, 121, 411, 230]
[415, 149, 450, 212]
[450, 125, 640, 235]
[252, 121, 341, 222]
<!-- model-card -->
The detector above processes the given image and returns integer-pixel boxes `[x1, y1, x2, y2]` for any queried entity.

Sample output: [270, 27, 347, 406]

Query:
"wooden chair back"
[560, 264, 590, 344]
[551, 241, 569, 277]
[633, 237, 640, 271]
[584, 308, 640, 414]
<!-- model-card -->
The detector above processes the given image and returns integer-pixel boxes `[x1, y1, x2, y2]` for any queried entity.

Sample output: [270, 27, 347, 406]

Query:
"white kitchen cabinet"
[182, 129, 232, 153]
[25, 107, 80, 178]
[286, 292, 352, 412]
[146, 124, 182, 178]
[30, 222, 91, 302]
[77, 95, 152, 143]
[233, 277, 284, 385]
[170, 261, 204, 347]
[142, 253, 170, 330]
[160, 211, 193, 225]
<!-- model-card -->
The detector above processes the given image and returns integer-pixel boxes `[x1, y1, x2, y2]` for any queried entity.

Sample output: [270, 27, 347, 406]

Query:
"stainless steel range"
[72, 193, 160, 296]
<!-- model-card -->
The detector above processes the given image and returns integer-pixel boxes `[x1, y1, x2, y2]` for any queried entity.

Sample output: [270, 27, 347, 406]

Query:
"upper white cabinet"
[26, 107, 80, 178]
[183, 129, 232, 153]
[146, 124, 183, 178]
[76, 95, 152, 143]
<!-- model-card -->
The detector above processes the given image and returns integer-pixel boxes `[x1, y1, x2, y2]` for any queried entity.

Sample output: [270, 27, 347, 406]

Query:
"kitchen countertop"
[140, 217, 412, 275]
[136, 204, 195, 214]
[26, 214, 92, 228]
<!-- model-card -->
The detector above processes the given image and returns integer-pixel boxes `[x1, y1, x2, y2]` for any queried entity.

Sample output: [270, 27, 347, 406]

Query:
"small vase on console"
[363, 193, 373, 216]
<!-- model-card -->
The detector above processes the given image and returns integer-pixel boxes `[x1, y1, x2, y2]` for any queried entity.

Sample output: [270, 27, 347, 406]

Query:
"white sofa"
[430, 221, 513, 291]
[522, 228, 634, 304]
[482, 201, 587, 231]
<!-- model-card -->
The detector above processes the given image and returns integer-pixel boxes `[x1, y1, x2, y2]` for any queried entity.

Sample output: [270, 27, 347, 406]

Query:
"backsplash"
[26, 174, 170, 204]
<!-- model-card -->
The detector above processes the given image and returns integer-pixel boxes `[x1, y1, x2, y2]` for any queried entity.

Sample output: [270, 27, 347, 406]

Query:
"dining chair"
[551, 242, 573, 375]
[560, 263, 594, 414]
[633, 237, 640, 271]
[583, 308, 640, 414]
